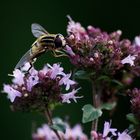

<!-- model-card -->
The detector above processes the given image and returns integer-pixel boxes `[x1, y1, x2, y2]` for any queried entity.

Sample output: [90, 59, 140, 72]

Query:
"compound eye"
[54, 35, 62, 48]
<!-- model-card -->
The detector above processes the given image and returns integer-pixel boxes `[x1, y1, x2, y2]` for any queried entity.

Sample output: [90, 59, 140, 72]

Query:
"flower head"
[65, 16, 140, 84]
[128, 88, 140, 120]
[3, 63, 80, 112]
[90, 121, 132, 140]
[32, 122, 88, 140]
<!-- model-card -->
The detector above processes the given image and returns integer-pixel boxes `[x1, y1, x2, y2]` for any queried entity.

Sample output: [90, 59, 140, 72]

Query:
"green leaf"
[126, 113, 139, 125]
[82, 104, 102, 123]
[51, 124, 66, 133]
[51, 118, 66, 133]
[100, 102, 116, 110]
[111, 79, 123, 87]
[97, 75, 110, 81]
[74, 70, 95, 80]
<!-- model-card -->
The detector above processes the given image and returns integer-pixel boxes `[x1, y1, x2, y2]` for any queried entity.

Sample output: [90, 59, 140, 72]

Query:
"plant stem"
[91, 81, 99, 131]
[44, 108, 62, 140]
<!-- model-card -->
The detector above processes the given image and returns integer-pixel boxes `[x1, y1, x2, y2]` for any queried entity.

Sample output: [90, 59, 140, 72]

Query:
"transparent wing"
[15, 49, 32, 69]
[31, 23, 48, 38]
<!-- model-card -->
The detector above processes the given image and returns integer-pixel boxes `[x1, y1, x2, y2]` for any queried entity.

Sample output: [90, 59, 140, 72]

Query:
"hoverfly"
[15, 23, 66, 69]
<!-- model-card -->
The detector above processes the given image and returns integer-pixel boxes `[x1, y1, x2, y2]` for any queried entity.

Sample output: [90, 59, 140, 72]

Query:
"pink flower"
[134, 36, 140, 47]
[12, 69, 24, 86]
[3, 84, 22, 102]
[47, 63, 64, 79]
[33, 124, 58, 140]
[26, 68, 39, 91]
[67, 15, 86, 41]
[65, 45, 75, 56]
[102, 121, 117, 137]
[121, 55, 137, 66]
[91, 130, 98, 139]
[61, 88, 82, 103]
[39, 65, 49, 75]
[71, 124, 88, 140]
[33, 123, 88, 140]
[21, 62, 31, 71]
[59, 73, 76, 90]
[117, 130, 132, 140]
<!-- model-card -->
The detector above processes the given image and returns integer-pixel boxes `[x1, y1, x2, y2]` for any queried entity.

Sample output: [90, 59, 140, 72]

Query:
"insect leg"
[52, 50, 67, 57]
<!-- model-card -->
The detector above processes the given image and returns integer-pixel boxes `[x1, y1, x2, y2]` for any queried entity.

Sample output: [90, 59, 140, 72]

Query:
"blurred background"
[0, 0, 140, 139]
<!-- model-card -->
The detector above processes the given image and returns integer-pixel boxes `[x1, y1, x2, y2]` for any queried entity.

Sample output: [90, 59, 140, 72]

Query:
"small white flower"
[121, 55, 137, 66]
[12, 69, 24, 86]
[21, 62, 31, 71]
[117, 130, 132, 140]
[61, 88, 82, 104]
[134, 36, 140, 46]
[59, 73, 76, 90]
[40, 65, 49, 75]
[3, 84, 22, 102]
[26, 75, 39, 92]
[103, 121, 117, 138]
[65, 45, 75, 56]
[27, 67, 39, 92]
[47, 63, 64, 79]
[33, 124, 57, 140]
[71, 124, 88, 139]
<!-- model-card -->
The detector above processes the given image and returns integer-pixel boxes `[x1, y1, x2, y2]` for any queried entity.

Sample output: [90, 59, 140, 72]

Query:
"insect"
[15, 23, 66, 69]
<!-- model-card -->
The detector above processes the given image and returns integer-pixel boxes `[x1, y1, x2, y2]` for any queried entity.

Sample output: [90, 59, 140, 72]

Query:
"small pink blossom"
[64, 124, 88, 140]
[26, 68, 39, 91]
[61, 88, 82, 103]
[33, 123, 88, 140]
[59, 73, 76, 90]
[102, 121, 117, 137]
[12, 69, 24, 86]
[65, 45, 75, 56]
[91, 130, 98, 139]
[47, 63, 64, 79]
[3, 84, 22, 102]
[117, 130, 132, 140]
[134, 36, 140, 46]
[67, 15, 85, 34]
[71, 124, 88, 139]
[121, 55, 137, 66]
[39, 65, 49, 75]
[21, 62, 31, 71]
[67, 15, 86, 41]
[33, 124, 57, 140]
[26, 75, 39, 92]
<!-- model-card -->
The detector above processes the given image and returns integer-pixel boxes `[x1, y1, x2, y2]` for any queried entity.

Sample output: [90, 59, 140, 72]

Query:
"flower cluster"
[65, 16, 140, 78]
[32, 122, 88, 140]
[128, 88, 140, 120]
[32, 121, 132, 140]
[3, 63, 81, 112]
[64, 16, 140, 104]
[91, 121, 132, 140]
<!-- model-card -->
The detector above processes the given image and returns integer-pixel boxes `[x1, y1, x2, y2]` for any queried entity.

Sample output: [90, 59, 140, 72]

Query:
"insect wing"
[31, 23, 48, 38]
[15, 49, 32, 69]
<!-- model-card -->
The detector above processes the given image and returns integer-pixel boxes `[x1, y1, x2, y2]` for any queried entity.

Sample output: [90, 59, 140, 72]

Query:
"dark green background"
[0, 0, 140, 139]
